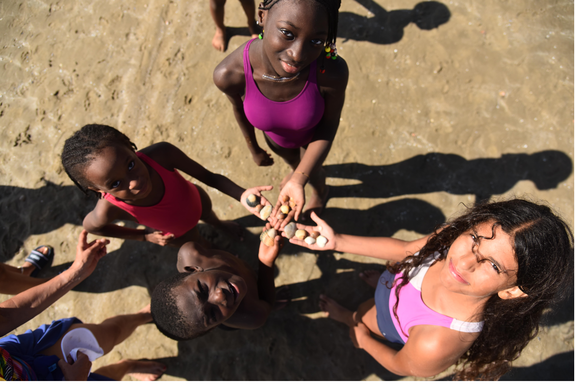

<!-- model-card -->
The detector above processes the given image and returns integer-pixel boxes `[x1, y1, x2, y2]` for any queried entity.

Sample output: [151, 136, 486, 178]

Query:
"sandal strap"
[25, 248, 53, 270]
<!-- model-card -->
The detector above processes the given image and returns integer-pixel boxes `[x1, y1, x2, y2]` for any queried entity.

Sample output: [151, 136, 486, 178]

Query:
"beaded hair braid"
[61, 124, 137, 194]
[259, 0, 341, 70]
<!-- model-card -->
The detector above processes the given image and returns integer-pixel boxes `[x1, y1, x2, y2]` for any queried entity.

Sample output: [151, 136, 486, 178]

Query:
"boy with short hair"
[151, 226, 283, 340]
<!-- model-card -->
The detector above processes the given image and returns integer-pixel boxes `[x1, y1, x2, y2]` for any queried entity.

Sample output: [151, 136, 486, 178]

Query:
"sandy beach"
[0, 0, 573, 380]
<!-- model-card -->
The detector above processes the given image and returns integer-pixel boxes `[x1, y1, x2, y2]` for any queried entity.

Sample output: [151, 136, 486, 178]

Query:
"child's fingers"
[77, 229, 89, 249]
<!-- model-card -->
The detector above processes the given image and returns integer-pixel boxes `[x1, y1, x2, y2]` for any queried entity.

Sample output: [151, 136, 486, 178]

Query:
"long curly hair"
[259, 0, 341, 46]
[61, 124, 136, 194]
[386, 199, 573, 380]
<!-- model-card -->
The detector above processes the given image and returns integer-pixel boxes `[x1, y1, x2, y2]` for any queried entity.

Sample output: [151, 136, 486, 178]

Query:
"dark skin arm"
[273, 56, 349, 223]
[214, 43, 274, 166]
[142, 142, 273, 215]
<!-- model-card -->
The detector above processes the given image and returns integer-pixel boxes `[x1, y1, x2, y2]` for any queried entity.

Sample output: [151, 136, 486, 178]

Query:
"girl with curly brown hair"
[285, 199, 573, 380]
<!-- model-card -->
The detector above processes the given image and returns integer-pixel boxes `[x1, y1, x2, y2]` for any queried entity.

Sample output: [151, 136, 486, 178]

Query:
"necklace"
[261, 72, 300, 82]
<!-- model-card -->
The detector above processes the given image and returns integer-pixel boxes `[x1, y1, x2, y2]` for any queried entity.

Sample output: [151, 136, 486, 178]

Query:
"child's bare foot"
[22, 246, 54, 277]
[359, 270, 383, 289]
[212, 27, 227, 52]
[302, 185, 329, 220]
[125, 359, 166, 381]
[319, 294, 354, 327]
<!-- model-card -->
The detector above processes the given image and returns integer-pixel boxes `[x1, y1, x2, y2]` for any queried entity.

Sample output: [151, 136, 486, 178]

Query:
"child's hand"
[58, 351, 92, 381]
[286, 212, 336, 251]
[145, 230, 175, 246]
[241, 186, 274, 218]
[259, 223, 284, 267]
[349, 321, 371, 350]
[70, 230, 110, 281]
[252, 149, 274, 166]
[271, 180, 305, 225]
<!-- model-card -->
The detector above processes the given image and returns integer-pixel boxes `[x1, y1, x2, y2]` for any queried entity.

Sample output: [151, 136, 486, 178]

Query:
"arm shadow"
[324, 150, 573, 205]
[338, 0, 451, 44]
[0, 180, 97, 261]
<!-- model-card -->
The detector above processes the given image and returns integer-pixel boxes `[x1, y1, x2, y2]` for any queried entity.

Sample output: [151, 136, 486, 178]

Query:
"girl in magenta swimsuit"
[285, 200, 573, 380]
[61, 124, 273, 248]
[214, 0, 348, 223]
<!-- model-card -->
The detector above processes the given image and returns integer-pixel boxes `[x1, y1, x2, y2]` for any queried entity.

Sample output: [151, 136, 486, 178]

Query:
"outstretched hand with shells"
[271, 179, 306, 224]
[259, 223, 284, 267]
[241, 186, 274, 219]
[283, 212, 335, 251]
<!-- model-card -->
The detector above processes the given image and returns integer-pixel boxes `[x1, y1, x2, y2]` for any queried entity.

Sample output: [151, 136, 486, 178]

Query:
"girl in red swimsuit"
[214, 0, 349, 224]
[61, 124, 273, 248]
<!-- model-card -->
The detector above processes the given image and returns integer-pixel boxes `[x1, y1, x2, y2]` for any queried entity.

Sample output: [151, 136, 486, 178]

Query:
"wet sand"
[0, 0, 573, 380]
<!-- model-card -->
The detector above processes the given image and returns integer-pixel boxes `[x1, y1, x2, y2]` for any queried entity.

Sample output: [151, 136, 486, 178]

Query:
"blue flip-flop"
[25, 245, 55, 277]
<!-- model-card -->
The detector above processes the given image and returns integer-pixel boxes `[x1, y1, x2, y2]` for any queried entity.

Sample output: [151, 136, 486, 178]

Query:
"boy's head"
[151, 267, 248, 340]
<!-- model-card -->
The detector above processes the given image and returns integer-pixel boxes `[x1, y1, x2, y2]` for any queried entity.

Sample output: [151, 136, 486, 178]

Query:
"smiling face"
[440, 221, 525, 300]
[259, 0, 329, 76]
[175, 268, 248, 331]
[84, 144, 153, 202]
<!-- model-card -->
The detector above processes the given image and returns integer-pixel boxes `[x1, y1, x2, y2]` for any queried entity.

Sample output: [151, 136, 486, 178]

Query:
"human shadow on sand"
[338, 0, 450, 44]
[0, 180, 97, 260]
[324, 150, 573, 205]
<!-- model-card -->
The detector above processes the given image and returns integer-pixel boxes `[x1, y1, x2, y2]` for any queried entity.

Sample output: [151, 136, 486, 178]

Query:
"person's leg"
[319, 294, 355, 327]
[196, 185, 244, 239]
[92, 359, 166, 381]
[359, 270, 384, 289]
[303, 161, 329, 218]
[238, 0, 260, 37]
[210, 0, 227, 52]
[353, 298, 384, 338]
[0, 262, 49, 295]
[39, 305, 152, 359]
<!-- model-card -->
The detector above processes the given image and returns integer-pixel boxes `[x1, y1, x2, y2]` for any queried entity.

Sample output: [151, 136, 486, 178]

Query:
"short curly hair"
[150, 271, 214, 341]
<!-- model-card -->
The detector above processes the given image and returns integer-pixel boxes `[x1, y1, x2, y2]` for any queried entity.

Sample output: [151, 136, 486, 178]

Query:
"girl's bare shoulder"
[139, 142, 180, 170]
[213, 41, 250, 94]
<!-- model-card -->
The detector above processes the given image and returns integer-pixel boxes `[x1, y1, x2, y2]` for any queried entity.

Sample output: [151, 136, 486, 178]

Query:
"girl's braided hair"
[259, 0, 341, 46]
[61, 124, 136, 194]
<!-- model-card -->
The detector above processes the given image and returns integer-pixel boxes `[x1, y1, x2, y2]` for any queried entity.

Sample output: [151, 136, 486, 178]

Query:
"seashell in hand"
[280, 204, 290, 214]
[246, 194, 259, 208]
[284, 222, 296, 239]
[260, 227, 275, 247]
[309, 231, 320, 239]
[295, 229, 307, 240]
[316, 236, 328, 247]
[260, 205, 272, 220]
[276, 212, 286, 220]
[304, 236, 316, 245]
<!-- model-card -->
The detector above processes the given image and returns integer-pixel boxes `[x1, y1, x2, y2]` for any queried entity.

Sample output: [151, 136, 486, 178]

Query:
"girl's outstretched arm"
[83, 201, 174, 245]
[0, 231, 109, 336]
[214, 44, 274, 167]
[150, 142, 273, 217]
[287, 212, 430, 263]
[272, 57, 349, 222]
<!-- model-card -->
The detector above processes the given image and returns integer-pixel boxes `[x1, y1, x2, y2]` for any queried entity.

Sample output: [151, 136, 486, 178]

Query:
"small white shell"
[316, 236, 328, 247]
[260, 205, 272, 220]
[304, 236, 316, 245]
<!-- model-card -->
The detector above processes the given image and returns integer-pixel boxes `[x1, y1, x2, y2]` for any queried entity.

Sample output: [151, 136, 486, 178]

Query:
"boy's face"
[175, 268, 248, 330]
